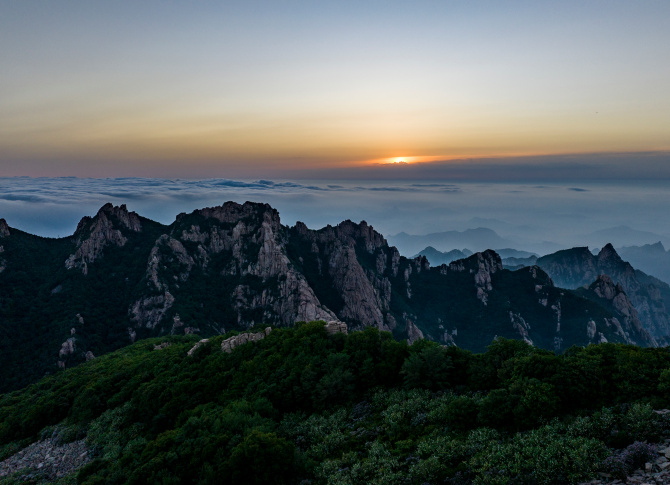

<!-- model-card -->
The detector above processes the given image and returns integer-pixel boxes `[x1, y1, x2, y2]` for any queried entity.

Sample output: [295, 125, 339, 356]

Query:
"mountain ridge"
[0, 202, 659, 392]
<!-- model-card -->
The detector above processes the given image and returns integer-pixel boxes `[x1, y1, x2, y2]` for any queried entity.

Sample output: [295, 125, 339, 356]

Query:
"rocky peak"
[0, 219, 9, 238]
[193, 201, 280, 230]
[74, 204, 141, 237]
[597, 243, 625, 268]
[131, 201, 337, 331]
[335, 220, 387, 253]
[589, 274, 657, 347]
[591, 274, 621, 300]
[65, 204, 141, 273]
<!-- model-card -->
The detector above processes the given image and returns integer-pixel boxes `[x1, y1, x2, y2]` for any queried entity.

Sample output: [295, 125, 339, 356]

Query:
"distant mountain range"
[413, 246, 537, 266]
[389, 228, 513, 256]
[393, 224, 670, 284]
[581, 226, 670, 249]
[618, 242, 670, 285]
[0, 202, 661, 393]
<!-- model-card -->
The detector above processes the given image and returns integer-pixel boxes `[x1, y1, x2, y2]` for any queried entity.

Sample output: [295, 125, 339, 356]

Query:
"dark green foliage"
[2, 324, 670, 484]
[401, 343, 453, 390]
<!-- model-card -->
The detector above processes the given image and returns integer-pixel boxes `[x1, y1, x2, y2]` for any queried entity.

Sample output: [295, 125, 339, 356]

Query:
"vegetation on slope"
[2, 322, 670, 484]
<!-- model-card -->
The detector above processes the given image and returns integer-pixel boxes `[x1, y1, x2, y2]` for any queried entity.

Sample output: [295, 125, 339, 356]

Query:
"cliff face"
[537, 244, 670, 337]
[0, 201, 659, 393]
[576, 275, 658, 347]
[65, 204, 142, 274]
[129, 202, 336, 334]
[289, 220, 391, 330]
[0, 219, 9, 238]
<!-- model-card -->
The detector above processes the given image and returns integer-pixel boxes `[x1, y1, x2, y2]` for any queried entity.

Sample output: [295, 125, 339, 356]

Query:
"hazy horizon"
[1, 177, 668, 258]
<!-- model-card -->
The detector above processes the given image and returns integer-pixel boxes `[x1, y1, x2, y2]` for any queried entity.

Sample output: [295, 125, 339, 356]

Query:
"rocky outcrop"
[449, 250, 503, 306]
[0, 438, 89, 480]
[58, 338, 75, 358]
[187, 338, 210, 356]
[587, 319, 597, 339]
[0, 219, 9, 237]
[325, 321, 348, 335]
[220, 327, 272, 353]
[292, 220, 391, 330]
[129, 292, 175, 329]
[406, 319, 424, 345]
[510, 312, 532, 345]
[65, 204, 141, 274]
[589, 275, 657, 347]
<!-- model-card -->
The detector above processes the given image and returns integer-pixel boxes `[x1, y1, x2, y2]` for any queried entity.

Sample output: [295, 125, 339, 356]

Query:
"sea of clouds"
[0, 177, 668, 255]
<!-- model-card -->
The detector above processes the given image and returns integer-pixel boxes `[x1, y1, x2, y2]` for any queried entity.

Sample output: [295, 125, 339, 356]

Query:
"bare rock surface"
[325, 321, 348, 335]
[591, 274, 658, 347]
[65, 203, 141, 274]
[130, 202, 336, 332]
[0, 218, 9, 237]
[0, 438, 89, 480]
[221, 327, 272, 353]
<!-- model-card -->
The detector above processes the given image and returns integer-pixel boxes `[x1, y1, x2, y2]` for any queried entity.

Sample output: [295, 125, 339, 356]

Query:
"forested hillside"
[2, 322, 670, 484]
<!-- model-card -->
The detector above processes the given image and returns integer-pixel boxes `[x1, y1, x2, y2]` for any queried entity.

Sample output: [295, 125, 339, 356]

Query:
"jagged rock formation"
[405, 320, 424, 345]
[187, 338, 210, 356]
[447, 250, 502, 306]
[0, 200, 662, 393]
[0, 219, 9, 238]
[291, 220, 390, 330]
[577, 274, 658, 347]
[129, 202, 336, 333]
[221, 327, 272, 353]
[65, 204, 141, 274]
[325, 321, 348, 335]
[537, 244, 670, 337]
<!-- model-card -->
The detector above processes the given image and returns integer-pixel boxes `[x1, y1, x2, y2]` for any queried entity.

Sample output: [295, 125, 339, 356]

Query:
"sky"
[1, 0, 669, 179]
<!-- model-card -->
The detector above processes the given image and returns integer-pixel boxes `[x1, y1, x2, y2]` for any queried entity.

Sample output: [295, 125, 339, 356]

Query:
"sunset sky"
[1, 0, 669, 179]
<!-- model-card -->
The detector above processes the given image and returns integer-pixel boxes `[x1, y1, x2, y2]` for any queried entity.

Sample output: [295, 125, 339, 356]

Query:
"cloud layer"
[1, 177, 669, 257]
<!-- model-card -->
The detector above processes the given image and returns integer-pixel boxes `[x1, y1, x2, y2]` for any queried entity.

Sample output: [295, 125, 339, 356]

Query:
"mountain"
[502, 255, 537, 269]
[536, 244, 670, 337]
[0, 202, 655, 393]
[412, 246, 472, 265]
[618, 242, 670, 284]
[581, 226, 670, 248]
[387, 227, 511, 256]
[495, 248, 538, 259]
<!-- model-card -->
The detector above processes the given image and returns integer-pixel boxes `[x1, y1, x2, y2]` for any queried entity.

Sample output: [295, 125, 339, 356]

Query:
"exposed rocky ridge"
[130, 202, 336, 333]
[65, 203, 142, 274]
[578, 275, 658, 347]
[0, 219, 9, 238]
[0, 201, 663, 393]
[537, 244, 670, 337]
[291, 220, 392, 330]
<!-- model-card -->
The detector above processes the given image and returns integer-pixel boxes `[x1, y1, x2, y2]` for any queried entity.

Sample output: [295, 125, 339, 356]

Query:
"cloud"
[2, 176, 670, 260]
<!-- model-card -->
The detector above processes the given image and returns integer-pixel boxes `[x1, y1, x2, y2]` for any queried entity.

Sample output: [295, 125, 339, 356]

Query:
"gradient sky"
[1, 1, 669, 178]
